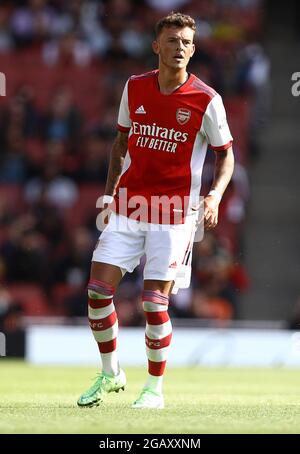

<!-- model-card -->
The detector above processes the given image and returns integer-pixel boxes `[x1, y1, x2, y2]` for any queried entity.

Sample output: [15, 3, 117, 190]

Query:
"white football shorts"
[92, 211, 198, 291]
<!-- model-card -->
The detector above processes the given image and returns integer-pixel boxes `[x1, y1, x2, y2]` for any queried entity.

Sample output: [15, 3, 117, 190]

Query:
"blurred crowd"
[0, 0, 270, 325]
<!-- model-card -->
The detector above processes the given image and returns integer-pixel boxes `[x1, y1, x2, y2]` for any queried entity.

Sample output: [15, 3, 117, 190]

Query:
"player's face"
[153, 26, 195, 71]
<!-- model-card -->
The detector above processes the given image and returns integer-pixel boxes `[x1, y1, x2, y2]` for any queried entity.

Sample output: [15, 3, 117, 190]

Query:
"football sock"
[142, 290, 172, 394]
[87, 279, 119, 376]
[144, 374, 164, 394]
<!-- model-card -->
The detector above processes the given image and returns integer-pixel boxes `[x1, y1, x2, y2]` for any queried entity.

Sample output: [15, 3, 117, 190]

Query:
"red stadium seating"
[64, 184, 105, 228]
[0, 52, 104, 121]
[225, 96, 251, 164]
[6, 284, 51, 316]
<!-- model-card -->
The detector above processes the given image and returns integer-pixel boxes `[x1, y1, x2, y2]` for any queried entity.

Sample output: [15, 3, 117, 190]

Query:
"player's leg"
[132, 279, 173, 409]
[88, 262, 123, 377]
[77, 262, 126, 407]
[132, 218, 196, 409]
[78, 212, 145, 407]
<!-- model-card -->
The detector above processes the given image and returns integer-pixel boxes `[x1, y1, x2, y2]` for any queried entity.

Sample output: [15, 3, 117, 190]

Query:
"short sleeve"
[117, 80, 131, 132]
[201, 94, 233, 151]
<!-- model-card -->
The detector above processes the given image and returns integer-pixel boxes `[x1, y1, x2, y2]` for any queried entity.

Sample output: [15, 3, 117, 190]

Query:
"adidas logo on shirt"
[135, 105, 146, 114]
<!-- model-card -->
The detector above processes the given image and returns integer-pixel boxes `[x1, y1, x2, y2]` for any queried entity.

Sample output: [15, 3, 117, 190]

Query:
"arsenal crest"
[176, 108, 191, 125]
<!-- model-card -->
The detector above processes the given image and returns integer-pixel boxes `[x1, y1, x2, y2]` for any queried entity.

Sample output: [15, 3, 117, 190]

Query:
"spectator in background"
[114, 285, 144, 327]
[29, 191, 66, 247]
[24, 156, 78, 210]
[55, 228, 97, 318]
[0, 129, 28, 183]
[1, 217, 50, 285]
[0, 289, 11, 321]
[42, 85, 82, 150]
[191, 233, 237, 319]
[54, 226, 94, 316]
[120, 18, 150, 59]
[0, 85, 41, 142]
[10, 0, 55, 48]
[53, 226, 93, 285]
[41, 138, 80, 181]
[190, 232, 249, 320]
[0, 6, 13, 53]
[79, 1, 112, 57]
[236, 43, 271, 157]
[191, 255, 235, 323]
[63, 283, 87, 318]
[77, 130, 109, 182]
[0, 289, 25, 358]
[42, 31, 92, 66]
[0, 195, 66, 290]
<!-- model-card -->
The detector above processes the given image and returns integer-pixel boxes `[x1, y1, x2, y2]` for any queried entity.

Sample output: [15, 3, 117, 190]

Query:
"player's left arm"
[204, 146, 234, 229]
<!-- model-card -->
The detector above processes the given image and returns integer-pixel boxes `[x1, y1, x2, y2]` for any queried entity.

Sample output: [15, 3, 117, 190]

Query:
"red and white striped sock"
[142, 290, 172, 394]
[87, 279, 119, 376]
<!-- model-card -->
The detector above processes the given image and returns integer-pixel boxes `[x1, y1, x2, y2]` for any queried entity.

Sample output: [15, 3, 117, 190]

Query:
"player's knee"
[142, 290, 169, 306]
[142, 291, 170, 316]
[87, 279, 115, 300]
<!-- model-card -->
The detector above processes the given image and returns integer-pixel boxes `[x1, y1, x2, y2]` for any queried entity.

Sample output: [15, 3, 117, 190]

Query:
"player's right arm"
[104, 131, 129, 197]
[104, 78, 131, 197]
[101, 78, 131, 207]
[97, 79, 131, 226]
[98, 131, 128, 227]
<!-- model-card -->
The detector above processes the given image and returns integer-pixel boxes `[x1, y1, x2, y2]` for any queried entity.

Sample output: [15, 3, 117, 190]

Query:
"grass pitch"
[0, 361, 300, 434]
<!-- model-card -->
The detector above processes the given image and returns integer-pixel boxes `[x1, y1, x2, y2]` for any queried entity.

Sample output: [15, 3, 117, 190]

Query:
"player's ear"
[190, 43, 195, 58]
[152, 40, 159, 55]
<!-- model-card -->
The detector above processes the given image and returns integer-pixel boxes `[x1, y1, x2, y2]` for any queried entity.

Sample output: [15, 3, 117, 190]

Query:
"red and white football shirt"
[115, 69, 233, 224]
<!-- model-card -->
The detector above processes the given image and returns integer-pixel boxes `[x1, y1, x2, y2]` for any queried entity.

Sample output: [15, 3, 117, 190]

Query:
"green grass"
[0, 361, 300, 434]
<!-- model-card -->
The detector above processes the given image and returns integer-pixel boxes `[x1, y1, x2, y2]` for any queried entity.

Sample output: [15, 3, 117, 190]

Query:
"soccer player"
[77, 12, 234, 409]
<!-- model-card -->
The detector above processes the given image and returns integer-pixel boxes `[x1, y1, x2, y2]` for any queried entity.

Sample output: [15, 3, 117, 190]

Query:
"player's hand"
[203, 195, 219, 229]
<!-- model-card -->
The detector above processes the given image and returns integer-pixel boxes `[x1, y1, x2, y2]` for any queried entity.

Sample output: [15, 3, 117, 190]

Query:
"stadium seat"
[225, 96, 250, 164]
[64, 184, 105, 228]
[6, 284, 51, 316]
[0, 184, 25, 212]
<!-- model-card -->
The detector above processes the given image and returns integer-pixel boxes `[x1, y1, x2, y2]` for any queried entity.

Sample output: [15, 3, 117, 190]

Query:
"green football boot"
[77, 369, 126, 407]
[131, 388, 164, 409]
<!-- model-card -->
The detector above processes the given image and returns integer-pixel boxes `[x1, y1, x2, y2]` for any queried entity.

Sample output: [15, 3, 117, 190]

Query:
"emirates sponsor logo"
[132, 121, 188, 142]
[132, 121, 188, 154]
[176, 108, 191, 125]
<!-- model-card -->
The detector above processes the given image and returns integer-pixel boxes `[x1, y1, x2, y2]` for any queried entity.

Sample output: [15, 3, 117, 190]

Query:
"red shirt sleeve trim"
[117, 124, 131, 132]
[209, 140, 233, 151]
